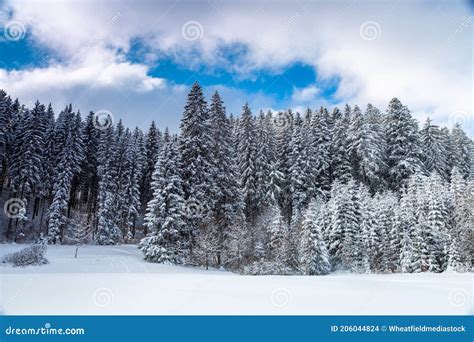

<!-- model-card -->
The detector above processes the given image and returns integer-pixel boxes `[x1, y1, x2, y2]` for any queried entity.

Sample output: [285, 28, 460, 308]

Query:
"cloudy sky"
[0, 0, 472, 135]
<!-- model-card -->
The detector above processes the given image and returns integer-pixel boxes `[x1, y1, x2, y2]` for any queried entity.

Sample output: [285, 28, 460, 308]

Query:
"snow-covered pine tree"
[96, 124, 121, 245]
[141, 131, 186, 264]
[275, 110, 294, 223]
[298, 199, 331, 275]
[47, 128, 76, 243]
[78, 111, 100, 217]
[266, 161, 284, 205]
[384, 98, 423, 190]
[141, 121, 161, 208]
[0, 90, 12, 182]
[327, 179, 362, 271]
[359, 185, 379, 273]
[254, 110, 273, 210]
[448, 168, 472, 271]
[289, 113, 310, 225]
[122, 127, 145, 237]
[420, 118, 450, 181]
[208, 91, 245, 266]
[38, 104, 56, 200]
[330, 105, 352, 183]
[424, 172, 449, 272]
[9, 101, 46, 198]
[114, 123, 134, 234]
[310, 107, 332, 198]
[373, 191, 398, 272]
[179, 82, 216, 248]
[65, 110, 85, 213]
[450, 123, 472, 179]
[396, 173, 425, 273]
[348, 104, 386, 192]
[268, 203, 290, 271]
[237, 102, 259, 223]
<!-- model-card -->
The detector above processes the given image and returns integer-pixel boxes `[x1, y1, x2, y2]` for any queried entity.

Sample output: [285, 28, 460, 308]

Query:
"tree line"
[0, 83, 472, 274]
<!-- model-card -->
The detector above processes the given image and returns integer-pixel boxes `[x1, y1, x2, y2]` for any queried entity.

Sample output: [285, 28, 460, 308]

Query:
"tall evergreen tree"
[420, 118, 449, 180]
[208, 91, 245, 266]
[141, 121, 161, 207]
[237, 103, 259, 222]
[310, 107, 332, 197]
[331, 105, 352, 183]
[298, 199, 331, 275]
[450, 123, 472, 179]
[96, 125, 121, 245]
[141, 133, 186, 263]
[384, 98, 423, 190]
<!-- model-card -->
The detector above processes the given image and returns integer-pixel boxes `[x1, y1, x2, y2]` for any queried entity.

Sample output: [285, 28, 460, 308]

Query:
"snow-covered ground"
[0, 244, 472, 315]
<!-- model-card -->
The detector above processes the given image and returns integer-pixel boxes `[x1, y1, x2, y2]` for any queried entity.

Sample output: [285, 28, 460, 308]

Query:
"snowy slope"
[0, 244, 472, 315]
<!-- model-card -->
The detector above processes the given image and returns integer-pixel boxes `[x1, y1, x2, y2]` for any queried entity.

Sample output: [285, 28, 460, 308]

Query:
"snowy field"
[0, 244, 472, 315]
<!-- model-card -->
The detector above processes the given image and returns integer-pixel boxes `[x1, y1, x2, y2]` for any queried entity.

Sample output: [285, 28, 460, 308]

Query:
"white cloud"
[292, 85, 320, 102]
[0, 59, 165, 94]
[0, 0, 472, 135]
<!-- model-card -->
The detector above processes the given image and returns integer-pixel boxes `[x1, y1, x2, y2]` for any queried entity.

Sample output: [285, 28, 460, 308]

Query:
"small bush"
[2, 245, 48, 267]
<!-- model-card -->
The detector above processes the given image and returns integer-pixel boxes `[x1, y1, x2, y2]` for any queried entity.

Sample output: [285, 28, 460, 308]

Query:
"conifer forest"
[0, 83, 472, 275]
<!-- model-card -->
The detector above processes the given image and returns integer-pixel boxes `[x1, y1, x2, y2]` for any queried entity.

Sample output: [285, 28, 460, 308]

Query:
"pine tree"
[327, 179, 362, 271]
[179, 82, 216, 245]
[384, 98, 423, 190]
[373, 191, 398, 272]
[298, 199, 331, 275]
[237, 103, 259, 222]
[331, 105, 352, 183]
[450, 124, 471, 179]
[289, 113, 310, 224]
[275, 110, 294, 223]
[39, 104, 56, 199]
[141, 132, 185, 264]
[448, 168, 472, 271]
[420, 118, 449, 180]
[0, 90, 13, 182]
[266, 161, 284, 205]
[424, 173, 449, 272]
[123, 127, 145, 236]
[208, 92, 245, 266]
[396, 173, 425, 273]
[310, 107, 332, 198]
[359, 186, 379, 273]
[268, 204, 289, 270]
[79, 111, 100, 217]
[10, 102, 46, 198]
[254, 111, 273, 210]
[47, 128, 76, 243]
[348, 104, 386, 192]
[96, 125, 121, 245]
[141, 121, 161, 207]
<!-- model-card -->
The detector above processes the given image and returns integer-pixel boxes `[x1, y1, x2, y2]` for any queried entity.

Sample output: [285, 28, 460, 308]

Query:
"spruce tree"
[331, 105, 352, 183]
[310, 107, 332, 198]
[384, 98, 423, 190]
[450, 124, 472, 179]
[237, 103, 259, 222]
[179, 82, 216, 241]
[208, 91, 245, 266]
[141, 121, 161, 207]
[420, 118, 449, 180]
[298, 199, 331, 275]
[96, 125, 121, 245]
[141, 132, 185, 264]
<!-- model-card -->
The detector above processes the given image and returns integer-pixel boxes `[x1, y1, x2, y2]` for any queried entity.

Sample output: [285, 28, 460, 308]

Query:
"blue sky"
[0, 0, 472, 135]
